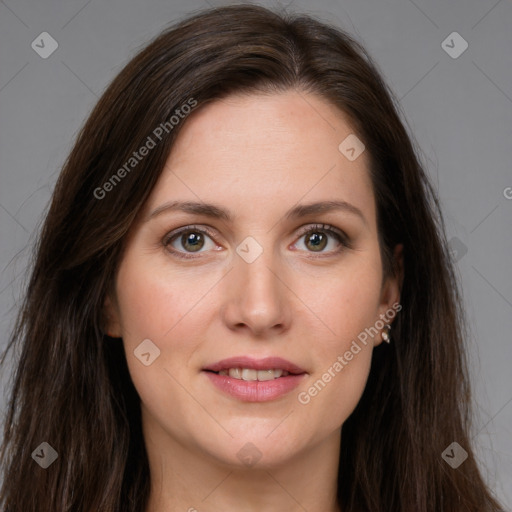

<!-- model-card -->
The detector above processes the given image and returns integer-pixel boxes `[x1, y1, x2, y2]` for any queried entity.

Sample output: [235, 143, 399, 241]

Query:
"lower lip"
[204, 371, 306, 402]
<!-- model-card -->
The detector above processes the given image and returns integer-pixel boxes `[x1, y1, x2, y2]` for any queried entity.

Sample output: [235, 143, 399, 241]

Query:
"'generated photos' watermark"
[93, 97, 197, 200]
[298, 302, 401, 405]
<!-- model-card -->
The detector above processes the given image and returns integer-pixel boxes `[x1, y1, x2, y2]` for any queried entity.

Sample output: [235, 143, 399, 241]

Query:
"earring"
[382, 324, 392, 344]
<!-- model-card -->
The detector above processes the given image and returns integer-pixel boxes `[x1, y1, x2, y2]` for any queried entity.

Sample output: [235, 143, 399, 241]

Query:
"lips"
[203, 356, 307, 402]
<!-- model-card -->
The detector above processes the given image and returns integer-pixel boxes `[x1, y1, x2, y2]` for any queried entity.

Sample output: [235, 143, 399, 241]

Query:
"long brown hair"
[0, 5, 504, 511]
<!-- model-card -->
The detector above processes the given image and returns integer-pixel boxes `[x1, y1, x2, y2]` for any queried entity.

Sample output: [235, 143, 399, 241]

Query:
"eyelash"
[162, 223, 351, 260]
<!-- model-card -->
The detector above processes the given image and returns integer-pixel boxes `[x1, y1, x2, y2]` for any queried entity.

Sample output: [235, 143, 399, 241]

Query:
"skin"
[105, 90, 402, 512]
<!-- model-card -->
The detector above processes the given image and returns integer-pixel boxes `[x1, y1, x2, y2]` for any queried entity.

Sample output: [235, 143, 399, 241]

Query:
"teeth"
[218, 368, 288, 381]
[229, 368, 241, 379]
[242, 369, 258, 381]
[256, 369, 276, 381]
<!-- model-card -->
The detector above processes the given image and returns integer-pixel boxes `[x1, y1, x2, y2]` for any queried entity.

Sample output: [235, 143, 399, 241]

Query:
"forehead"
[144, 91, 375, 228]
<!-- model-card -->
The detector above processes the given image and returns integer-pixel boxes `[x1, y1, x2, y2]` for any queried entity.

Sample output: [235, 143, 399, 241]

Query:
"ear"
[102, 293, 122, 338]
[374, 243, 404, 346]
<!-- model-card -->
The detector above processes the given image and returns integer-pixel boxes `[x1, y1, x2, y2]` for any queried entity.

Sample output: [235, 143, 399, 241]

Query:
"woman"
[0, 4, 505, 511]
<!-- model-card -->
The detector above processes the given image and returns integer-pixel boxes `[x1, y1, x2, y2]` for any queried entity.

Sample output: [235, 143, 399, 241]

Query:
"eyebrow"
[146, 199, 367, 225]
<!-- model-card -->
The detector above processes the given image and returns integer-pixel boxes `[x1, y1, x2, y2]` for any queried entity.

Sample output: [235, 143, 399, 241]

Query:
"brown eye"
[294, 224, 350, 256]
[178, 231, 205, 252]
[163, 225, 218, 259]
[304, 232, 328, 252]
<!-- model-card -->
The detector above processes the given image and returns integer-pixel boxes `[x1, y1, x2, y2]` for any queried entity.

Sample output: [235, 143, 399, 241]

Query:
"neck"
[143, 414, 342, 512]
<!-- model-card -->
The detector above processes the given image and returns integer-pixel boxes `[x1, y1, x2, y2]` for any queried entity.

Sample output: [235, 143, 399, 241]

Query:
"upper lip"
[203, 356, 307, 375]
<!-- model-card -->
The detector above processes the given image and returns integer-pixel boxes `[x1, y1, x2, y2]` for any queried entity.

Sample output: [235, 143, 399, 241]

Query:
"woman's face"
[106, 90, 401, 468]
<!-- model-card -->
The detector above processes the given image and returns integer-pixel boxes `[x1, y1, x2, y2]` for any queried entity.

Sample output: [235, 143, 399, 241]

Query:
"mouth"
[202, 356, 307, 402]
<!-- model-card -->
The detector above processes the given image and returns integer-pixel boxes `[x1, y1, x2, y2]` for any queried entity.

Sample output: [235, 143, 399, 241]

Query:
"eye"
[293, 223, 350, 255]
[163, 225, 219, 259]
[163, 223, 350, 260]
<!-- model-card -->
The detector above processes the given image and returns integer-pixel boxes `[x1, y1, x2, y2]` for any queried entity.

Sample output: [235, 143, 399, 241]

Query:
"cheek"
[113, 253, 208, 394]
[114, 250, 217, 345]
[114, 254, 218, 440]
[297, 252, 384, 352]
[297, 297, 375, 432]
[294, 254, 382, 426]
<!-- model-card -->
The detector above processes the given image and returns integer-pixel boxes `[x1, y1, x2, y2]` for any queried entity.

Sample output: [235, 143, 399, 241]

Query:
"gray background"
[0, 0, 511, 506]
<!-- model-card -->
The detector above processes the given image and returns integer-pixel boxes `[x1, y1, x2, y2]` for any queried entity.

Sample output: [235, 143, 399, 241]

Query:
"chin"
[206, 433, 305, 470]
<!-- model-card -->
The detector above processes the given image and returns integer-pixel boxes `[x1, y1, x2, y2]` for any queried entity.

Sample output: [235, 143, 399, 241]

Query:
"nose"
[221, 246, 292, 337]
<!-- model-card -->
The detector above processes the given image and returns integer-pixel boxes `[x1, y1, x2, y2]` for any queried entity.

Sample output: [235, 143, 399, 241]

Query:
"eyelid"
[295, 223, 350, 245]
[162, 224, 218, 245]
